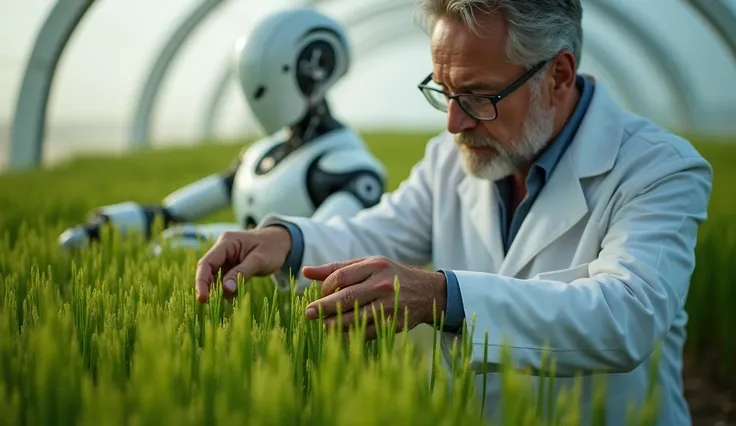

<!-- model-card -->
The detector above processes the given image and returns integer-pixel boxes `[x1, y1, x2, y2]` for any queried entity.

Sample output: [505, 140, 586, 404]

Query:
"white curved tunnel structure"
[687, 0, 736, 59]
[128, 0, 226, 149]
[7, 0, 95, 170]
[5, 0, 736, 170]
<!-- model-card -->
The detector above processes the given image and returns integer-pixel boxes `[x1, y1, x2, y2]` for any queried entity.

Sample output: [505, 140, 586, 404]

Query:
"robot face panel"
[233, 8, 351, 136]
[296, 39, 337, 98]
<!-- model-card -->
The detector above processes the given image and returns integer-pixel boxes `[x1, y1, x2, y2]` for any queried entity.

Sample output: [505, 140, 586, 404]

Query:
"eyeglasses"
[417, 59, 550, 121]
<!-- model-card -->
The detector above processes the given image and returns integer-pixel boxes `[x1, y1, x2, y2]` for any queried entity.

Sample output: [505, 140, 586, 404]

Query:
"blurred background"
[1, 0, 735, 171]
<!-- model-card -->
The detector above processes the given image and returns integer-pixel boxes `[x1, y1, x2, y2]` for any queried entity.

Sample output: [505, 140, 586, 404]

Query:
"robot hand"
[58, 170, 236, 250]
[58, 201, 169, 250]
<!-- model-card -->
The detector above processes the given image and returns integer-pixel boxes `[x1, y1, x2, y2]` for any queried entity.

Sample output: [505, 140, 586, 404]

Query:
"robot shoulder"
[307, 149, 387, 209]
[315, 147, 387, 179]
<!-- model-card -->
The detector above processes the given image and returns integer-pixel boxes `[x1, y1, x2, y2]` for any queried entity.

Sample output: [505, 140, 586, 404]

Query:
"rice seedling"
[1, 131, 732, 424]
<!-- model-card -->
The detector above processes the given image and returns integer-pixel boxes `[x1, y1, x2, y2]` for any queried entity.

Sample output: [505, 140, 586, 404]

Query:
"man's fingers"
[219, 250, 268, 295]
[195, 247, 225, 303]
[302, 257, 368, 282]
[305, 279, 391, 319]
[194, 235, 247, 303]
[319, 260, 375, 297]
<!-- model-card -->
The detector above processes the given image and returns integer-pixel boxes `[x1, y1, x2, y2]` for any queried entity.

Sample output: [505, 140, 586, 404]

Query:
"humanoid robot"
[58, 7, 388, 253]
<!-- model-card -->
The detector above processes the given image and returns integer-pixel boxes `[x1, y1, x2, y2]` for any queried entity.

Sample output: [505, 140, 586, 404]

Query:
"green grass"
[0, 130, 733, 424]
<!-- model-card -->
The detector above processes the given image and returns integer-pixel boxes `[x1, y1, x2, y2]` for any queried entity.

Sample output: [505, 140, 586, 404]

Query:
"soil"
[684, 352, 735, 425]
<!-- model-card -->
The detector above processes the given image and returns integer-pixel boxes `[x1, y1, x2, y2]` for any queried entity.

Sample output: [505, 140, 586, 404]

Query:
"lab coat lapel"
[451, 82, 623, 278]
[498, 153, 587, 278]
[497, 81, 625, 278]
[456, 174, 506, 271]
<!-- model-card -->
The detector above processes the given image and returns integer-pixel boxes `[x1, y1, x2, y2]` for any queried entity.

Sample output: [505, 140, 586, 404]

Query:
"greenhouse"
[1, 0, 735, 169]
[1, 1, 735, 425]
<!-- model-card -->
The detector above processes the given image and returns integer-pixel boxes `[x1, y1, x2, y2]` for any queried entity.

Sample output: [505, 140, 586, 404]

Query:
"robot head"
[233, 7, 351, 136]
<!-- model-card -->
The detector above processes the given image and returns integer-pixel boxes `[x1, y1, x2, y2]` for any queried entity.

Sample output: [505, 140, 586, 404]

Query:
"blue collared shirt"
[440, 74, 595, 331]
[271, 74, 594, 333]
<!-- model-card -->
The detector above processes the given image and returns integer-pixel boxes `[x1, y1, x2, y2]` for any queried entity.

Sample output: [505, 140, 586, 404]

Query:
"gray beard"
[455, 82, 557, 181]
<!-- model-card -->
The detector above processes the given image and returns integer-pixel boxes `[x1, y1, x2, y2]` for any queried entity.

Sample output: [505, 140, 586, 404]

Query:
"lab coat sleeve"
[439, 270, 465, 332]
[265, 220, 306, 279]
[449, 154, 713, 376]
[257, 135, 442, 291]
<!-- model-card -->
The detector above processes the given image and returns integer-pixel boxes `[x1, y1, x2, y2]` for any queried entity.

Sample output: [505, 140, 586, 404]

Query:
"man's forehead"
[430, 16, 510, 79]
[430, 24, 514, 91]
[430, 12, 508, 49]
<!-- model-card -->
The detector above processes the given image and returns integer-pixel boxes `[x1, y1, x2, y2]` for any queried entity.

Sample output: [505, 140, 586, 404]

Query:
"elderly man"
[195, 0, 712, 424]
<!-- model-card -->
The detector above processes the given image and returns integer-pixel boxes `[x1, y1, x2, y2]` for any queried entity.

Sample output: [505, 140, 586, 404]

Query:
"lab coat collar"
[456, 82, 625, 277]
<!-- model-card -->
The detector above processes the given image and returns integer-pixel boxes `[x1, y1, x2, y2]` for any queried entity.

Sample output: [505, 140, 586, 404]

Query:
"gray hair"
[414, 0, 583, 71]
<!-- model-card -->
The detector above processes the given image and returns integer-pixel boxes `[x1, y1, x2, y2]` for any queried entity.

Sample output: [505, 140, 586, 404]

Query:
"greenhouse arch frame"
[7, 0, 736, 170]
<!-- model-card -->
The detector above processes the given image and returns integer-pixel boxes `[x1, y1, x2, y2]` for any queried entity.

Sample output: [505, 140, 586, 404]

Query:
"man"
[194, 1, 712, 424]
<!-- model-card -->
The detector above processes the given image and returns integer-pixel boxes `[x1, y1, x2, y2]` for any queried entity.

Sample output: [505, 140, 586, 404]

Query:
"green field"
[1, 131, 734, 424]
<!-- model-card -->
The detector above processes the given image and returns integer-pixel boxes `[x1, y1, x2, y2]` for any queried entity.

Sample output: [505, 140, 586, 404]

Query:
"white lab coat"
[259, 82, 713, 425]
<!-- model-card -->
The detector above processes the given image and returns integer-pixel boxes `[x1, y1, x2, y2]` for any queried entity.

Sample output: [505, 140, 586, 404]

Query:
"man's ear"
[548, 51, 577, 105]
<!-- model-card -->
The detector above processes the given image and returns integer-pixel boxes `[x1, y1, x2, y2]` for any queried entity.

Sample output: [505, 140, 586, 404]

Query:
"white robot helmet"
[233, 7, 351, 136]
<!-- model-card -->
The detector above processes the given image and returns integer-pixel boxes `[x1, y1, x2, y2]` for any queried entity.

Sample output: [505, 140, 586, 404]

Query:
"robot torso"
[230, 127, 386, 228]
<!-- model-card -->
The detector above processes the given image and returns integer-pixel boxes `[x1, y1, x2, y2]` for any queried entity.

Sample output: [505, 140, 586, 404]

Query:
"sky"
[1, 0, 735, 165]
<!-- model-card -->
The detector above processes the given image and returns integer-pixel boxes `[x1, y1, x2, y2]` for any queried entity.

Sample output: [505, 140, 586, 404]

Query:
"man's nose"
[446, 99, 476, 134]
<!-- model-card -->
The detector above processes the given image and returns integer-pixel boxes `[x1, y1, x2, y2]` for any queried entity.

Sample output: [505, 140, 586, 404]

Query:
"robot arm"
[58, 155, 242, 250]
[162, 161, 239, 223]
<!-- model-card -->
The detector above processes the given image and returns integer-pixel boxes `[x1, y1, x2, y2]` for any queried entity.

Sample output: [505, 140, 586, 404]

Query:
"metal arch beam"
[684, 0, 736, 61]
[339, 1, 418, 29]
[585, 0, 698, 129]
[8, 0, 95, 171]
[580, 38, 648, 115]
[129, 0, 226, 148]
[200, 0, 653, 139]
[200, 60, 235, 140]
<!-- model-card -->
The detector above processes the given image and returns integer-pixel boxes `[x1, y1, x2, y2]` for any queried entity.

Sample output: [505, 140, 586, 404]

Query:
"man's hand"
[301, 256, 447, 339]
[195, 227, 292, 303]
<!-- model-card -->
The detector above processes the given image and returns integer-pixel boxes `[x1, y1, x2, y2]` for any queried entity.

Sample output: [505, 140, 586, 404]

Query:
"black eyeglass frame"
[417, 59, 550, 121]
